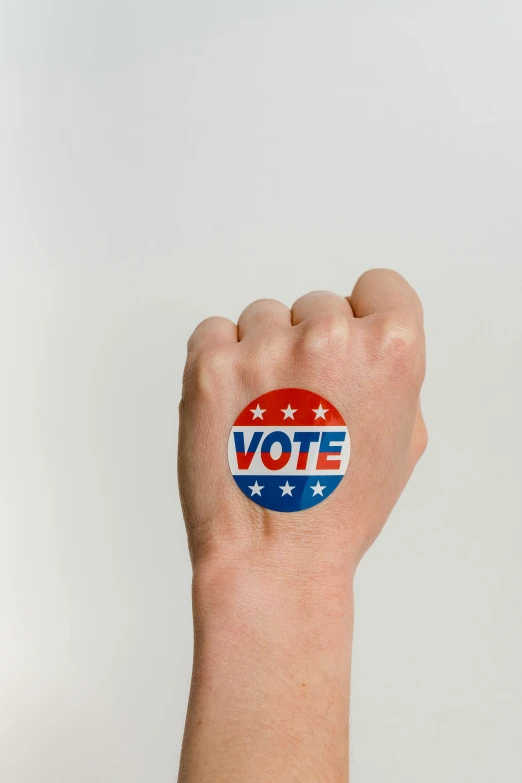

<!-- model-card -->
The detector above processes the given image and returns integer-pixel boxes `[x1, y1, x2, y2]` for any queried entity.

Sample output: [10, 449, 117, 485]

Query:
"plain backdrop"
[1, 2, 521, 781]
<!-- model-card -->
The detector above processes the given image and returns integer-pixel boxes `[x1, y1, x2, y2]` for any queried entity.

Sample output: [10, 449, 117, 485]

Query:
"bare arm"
[177, 270, 427, 782]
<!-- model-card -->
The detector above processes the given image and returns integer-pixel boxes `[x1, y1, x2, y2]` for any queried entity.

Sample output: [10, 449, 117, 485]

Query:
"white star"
[281, 404, 297, 420]
[279, 481, 296, 497]
[310, 480, 327, 496]
[312, 403, 328, 420]
[250, 404, 266, 420]
[248, 481, 264, 497]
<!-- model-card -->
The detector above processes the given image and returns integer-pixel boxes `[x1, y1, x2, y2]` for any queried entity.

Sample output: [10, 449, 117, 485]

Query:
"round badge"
[228, 388, 350, 512]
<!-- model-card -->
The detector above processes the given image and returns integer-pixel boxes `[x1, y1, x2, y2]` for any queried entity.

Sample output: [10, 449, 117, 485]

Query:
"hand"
[177, 269, 427, 783]
[179, 268, 426, 572]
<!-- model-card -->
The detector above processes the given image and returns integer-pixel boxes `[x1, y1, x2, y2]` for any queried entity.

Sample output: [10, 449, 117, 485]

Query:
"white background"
[1, 2, 521, 781]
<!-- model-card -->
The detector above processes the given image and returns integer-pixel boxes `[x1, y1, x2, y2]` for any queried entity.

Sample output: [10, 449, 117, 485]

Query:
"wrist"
[180, 534, 355, 782]
[192, 532, 355, 635]
[190, 540, 355, 693]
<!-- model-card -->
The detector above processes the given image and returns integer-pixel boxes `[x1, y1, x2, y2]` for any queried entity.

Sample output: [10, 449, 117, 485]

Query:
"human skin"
[177, 269, 427, 782]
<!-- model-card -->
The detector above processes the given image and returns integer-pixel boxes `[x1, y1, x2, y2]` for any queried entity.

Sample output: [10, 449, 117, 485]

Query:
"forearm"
[177, 272, 427, 780]
[178, 541, 355, 783]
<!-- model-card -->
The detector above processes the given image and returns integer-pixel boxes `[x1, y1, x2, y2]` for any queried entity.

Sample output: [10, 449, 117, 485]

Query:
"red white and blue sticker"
[228, 388, 350, 512]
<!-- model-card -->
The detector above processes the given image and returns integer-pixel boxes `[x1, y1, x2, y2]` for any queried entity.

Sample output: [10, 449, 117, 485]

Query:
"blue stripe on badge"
[232, 474, 343, 512]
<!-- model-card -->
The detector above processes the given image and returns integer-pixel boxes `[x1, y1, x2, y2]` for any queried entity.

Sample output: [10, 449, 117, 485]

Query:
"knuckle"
[251, 297, 284, 308]
[242, 298, 285, 316]
[380, 315, 422, 359]
[301, 312, 350, 353]
[372, 315, 425, 387]
[293, 290, 335, 308]
[360, 267, 404, 284]
[185, 345, 234, 397]
[187, 316, 233, 352]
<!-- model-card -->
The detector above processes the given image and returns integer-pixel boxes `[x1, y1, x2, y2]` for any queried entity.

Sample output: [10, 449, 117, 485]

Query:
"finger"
[350, 269, 423, 324]
[187, 316, 238, 355]
[237, 298, 291, 340]
[291, 290, 354, 326]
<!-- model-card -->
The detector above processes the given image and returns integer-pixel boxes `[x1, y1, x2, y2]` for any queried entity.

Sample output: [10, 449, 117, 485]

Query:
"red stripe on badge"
[234, 388, 345, 427]
[235, 451, 256, 470]
[316, 452, 342, 470]
[260, 451, 292, 471]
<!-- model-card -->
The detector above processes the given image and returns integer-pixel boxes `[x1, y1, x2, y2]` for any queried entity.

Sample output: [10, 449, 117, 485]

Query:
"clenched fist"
[177, 269, 427, 783]
[179, 268, 426, 568]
